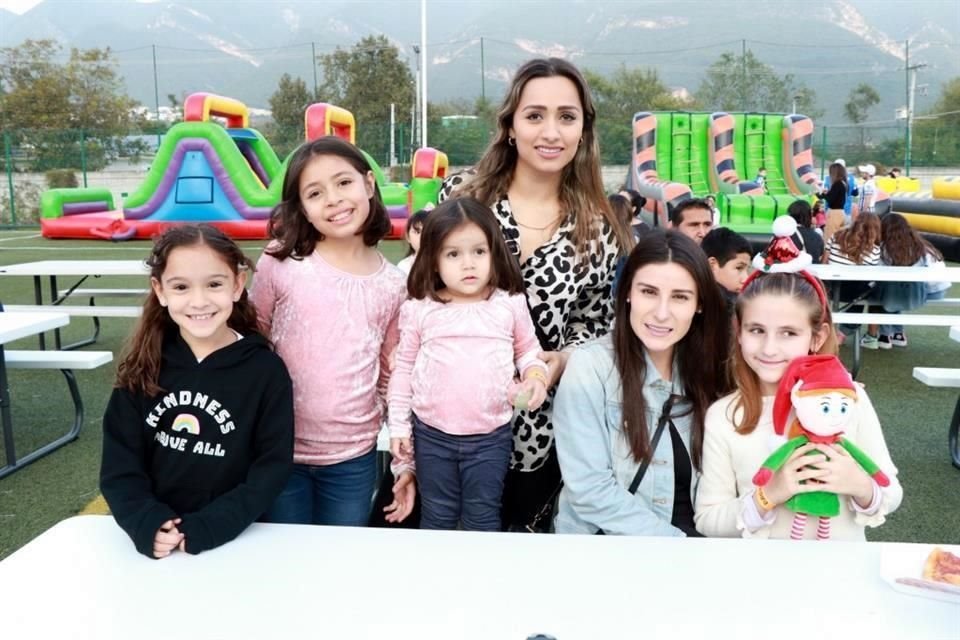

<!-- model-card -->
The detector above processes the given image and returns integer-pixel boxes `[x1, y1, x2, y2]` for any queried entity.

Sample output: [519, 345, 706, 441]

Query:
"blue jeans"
[413, 415, 512, 531]
[880, 289, 946, 336]
[262, 448, 376, 526]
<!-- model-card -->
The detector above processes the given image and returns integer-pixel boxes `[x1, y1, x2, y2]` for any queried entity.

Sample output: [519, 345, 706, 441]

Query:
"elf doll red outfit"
[694, 216, 902, 541]
[752, 355, 891, 540]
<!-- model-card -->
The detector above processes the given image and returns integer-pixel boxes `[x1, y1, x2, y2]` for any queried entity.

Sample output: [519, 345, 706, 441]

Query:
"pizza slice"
[922, 547, 960, 586]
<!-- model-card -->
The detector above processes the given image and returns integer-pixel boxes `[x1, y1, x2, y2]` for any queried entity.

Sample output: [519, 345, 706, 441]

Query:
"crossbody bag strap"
[626, 394, 678, 495]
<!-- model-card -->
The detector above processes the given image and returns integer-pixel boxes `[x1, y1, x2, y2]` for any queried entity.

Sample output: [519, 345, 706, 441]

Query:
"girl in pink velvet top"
[388, 197, 548, 531]
[250, 136, 415, 527]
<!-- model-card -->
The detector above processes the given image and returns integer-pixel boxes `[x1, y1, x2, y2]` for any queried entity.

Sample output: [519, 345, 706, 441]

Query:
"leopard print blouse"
[440, 172, 620, 471]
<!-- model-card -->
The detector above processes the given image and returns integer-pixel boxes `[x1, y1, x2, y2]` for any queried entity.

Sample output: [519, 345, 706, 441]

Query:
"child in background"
[787, 200, 825, 263]
[876, 213, 950, 349]
[388, 197, 548, 531]
[811, 200, 827, 232]
[396, 209, 430, 276]
[857, 164, 878, 215]
[609, 193, 646, 244]
[100, 224, 294, 559]
[250, 136, 415, 527]
[701, 226, 752, 315]
[704, 194, 722, 228]
[693, 235, 901, 540]
[755, 167, 768, 193]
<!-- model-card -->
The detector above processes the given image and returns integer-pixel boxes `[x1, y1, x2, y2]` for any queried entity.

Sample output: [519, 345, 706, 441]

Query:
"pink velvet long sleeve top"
[250, 249, 406, 466]
[388, 289, 547, 438]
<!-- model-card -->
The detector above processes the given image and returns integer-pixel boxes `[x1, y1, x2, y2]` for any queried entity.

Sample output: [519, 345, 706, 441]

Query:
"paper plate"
[880, 544, 960, 603]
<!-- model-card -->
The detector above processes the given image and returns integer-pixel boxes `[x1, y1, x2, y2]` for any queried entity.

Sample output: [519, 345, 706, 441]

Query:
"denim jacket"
[553, 335, 697, 536]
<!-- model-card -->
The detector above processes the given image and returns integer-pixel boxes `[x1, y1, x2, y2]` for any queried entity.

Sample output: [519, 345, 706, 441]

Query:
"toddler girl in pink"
[388, 197, 547, 531]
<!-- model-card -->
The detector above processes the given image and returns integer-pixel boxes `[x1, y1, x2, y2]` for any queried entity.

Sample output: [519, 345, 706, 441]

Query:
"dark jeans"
[413, 415, 512, 531]
[262, 448, 376, 526]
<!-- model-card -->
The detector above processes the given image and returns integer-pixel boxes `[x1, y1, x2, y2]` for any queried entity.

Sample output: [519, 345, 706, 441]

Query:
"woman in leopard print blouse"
[440, 57, 630, 531]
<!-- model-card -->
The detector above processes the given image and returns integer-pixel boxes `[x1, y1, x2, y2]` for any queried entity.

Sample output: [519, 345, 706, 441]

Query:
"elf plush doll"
[752, 355, 891, 540]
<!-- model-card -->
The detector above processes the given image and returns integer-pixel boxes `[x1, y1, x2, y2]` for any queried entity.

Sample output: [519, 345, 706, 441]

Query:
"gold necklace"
[514, 214, 561, 232]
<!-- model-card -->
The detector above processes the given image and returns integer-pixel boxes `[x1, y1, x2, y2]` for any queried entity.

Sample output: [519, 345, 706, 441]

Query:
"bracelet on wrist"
[526, 369, 548, 385]
[755, 485, 776, 511]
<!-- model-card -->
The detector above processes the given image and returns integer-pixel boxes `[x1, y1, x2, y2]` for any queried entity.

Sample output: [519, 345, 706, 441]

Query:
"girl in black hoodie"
[100, 224, 294, 559]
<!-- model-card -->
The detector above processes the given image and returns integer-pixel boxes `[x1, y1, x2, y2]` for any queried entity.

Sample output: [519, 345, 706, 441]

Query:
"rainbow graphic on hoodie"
[171, 414, 201, 436]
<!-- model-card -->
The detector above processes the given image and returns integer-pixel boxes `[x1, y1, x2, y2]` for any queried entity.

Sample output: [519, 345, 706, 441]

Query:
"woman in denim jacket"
[554, 230, 731, 535]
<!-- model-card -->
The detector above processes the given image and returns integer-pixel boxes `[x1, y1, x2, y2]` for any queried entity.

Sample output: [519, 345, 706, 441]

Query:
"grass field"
[1, 229, 958, 559]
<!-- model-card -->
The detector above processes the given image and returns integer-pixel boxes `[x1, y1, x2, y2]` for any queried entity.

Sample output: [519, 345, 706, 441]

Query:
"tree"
[584, 65, 687, 164]
[0, 39, 137, 170]
[317, 35, 414, 166]
[267, 74, 316, 157]
[910, 77, 960, 165]
[843, 83, 881, 150]
[844, 83, 881, 124]
[425, 99, 491, 166]
[696, 51, 822, 118]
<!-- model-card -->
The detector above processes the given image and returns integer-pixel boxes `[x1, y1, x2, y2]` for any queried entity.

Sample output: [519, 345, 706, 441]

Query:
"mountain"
[1, 0, 958, 125]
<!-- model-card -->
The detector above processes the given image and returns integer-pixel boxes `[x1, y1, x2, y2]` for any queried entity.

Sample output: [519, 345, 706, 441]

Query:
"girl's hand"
[153, 518, 183, 559]
[538, 351, 570, 389]
[520, 378, 548, 412]
[390, 437, 413, 462]
[762, 444, 829, 507]
[809, 444, 875, 507]
[384, 471, 417, 523]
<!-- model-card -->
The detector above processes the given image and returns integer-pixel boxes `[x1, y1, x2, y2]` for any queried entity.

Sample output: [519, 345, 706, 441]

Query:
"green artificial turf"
[0, 230, 957, 559]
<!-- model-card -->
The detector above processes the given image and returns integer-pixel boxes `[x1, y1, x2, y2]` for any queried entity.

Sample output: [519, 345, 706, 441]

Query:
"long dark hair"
[612, 229, 731, 469]
[731, 272, 838, 434]
[404, 209, 430, 257]
[408, 197, 525, 302]
[115, 224, 258, 396]
[266, 136, 391, 260]
[452, 57, 630, 257]
[834, 211, 881, 264]
[881, 212, 941, 266]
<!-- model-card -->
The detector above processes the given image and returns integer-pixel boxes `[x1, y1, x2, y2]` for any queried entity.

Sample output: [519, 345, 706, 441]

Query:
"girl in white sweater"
[694, 263, 902, 540]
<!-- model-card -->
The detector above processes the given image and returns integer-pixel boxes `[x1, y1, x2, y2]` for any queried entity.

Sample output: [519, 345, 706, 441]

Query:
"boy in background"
[701, 227, 753, 315]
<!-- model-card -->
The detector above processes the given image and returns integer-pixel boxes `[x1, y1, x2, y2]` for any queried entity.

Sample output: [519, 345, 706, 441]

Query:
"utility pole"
[389, 103, 396, 168]
[152, 45, 160, 122]
[741, 39, 747, 112]
[420, 0, 428, 148]
[480, 37, 486, 102]
[311, 42, 319, 97]
[412, 45, 421, 152]
[904, 40, 927, 176]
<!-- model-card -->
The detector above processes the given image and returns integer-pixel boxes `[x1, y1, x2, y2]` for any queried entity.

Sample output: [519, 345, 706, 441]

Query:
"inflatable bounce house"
[39, 93, 448, 241]
[627, 111, 890, 236]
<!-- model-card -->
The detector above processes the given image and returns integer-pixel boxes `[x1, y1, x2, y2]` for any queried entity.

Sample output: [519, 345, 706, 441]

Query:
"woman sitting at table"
[552, 230, 730, 535]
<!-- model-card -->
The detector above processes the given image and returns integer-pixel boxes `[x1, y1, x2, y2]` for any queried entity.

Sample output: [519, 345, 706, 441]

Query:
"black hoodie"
[100, 330, 294, 558]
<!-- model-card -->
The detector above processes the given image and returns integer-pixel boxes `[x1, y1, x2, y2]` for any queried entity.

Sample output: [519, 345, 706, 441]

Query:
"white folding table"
[0, 515, 956, 639]
[0, 260, 149, 349]
[0, 311, 69, 478]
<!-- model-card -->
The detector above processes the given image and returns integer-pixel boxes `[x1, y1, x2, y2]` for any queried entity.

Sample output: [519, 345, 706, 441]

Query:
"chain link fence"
[4, 117, 956, 228]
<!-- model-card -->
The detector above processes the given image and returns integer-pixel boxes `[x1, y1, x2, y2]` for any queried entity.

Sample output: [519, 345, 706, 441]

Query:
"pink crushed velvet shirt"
[388, 289, 547, 438]
[250, 249, 406, 466]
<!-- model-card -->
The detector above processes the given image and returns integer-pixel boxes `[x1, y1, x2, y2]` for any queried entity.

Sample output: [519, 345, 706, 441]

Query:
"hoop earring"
[507, 137, 516, 146]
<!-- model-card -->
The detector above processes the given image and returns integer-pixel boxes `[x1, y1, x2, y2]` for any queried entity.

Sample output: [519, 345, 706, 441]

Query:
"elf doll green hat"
[741, 215, 829, 314]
